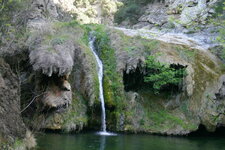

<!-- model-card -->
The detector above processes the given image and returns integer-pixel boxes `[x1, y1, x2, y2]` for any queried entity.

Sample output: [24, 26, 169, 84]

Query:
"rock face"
[55, 0, 122, 24]
[29, 35, 76, 77]
[40, 75, 72, 108]
[35, 45, 98, 131]
[0, 58, 26, 149]
[23, 22, 98, 131]
[0, 0, 101, 133]
[21, 0, 100, 131]
[0, 0, 224, 138]
[102, 27, 225, 135]
[28, 0, 122, 25]
[116, 0, 222, 54]
[133, 0, 218, 28]
[138, 3, 168, 26]
[26, 23, 75, 115]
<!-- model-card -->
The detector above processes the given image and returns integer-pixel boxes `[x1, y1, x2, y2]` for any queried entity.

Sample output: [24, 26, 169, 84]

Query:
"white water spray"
[89, 33, 116, 136]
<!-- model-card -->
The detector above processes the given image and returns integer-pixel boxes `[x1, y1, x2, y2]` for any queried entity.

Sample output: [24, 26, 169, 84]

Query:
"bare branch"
[20, 92, 46, 113]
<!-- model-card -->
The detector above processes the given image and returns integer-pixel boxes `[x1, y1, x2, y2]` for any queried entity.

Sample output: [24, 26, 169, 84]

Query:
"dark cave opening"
[123, 63, 187, 93]
[189, 124, 225, 137]
[123, 66, 145, 92]
[169, 63, 187, 70]
[37, 73, 66, 90]
[21, 73, 70, 115]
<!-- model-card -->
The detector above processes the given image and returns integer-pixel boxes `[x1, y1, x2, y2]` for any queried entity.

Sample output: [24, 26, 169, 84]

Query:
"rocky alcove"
[123, 62, 187, 94]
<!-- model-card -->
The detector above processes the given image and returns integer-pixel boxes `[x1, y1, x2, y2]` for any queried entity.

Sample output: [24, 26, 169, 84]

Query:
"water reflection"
[37, 132, 225, 150]
[99, 136, 106, 150]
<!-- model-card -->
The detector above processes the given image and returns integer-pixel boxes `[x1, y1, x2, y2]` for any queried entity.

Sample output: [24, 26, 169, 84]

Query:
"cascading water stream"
[89, 33, 116, 136]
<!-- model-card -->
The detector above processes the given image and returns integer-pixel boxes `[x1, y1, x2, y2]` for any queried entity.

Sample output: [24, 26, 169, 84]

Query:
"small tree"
[144, 55, 186, 94]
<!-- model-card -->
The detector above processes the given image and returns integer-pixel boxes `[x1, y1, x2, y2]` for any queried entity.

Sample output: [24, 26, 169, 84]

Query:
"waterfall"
[89, 33, 116, 136]
[89, 34, 106, 132]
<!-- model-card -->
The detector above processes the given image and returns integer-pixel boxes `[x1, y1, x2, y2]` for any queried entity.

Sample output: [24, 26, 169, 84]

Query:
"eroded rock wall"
[28, 0, 122, 26]
[103, 27, 225, 135]
[0, 58, 35, 149]
[122, 0, 219, 28]
[1, 0, 224, 137]
[1, 0, 103, 132]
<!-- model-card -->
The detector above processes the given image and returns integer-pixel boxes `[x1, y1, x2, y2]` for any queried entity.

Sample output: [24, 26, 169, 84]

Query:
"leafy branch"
[144, 55, 187, 94]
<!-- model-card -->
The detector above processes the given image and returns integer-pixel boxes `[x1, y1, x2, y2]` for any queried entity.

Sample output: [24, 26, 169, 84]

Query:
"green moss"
[175, 46, 197, 62]
[82, 25, 127, 129]
[112, 29, 159, 56]
[105, 28, 197, 133]
[0, 138, 27, 150]
[28, 21, 82, 52]
[46, 22, 99, 101]
[23, 21, 102, 132]
[62, 92, 88, 133]
[78, 43, 100, 102]
[13, 139, 26, 150]
[93, 26, 123, 92]
[148, 110, 196, 131]
[103, 76, 115, 107]
[123, 90, 197, 133]
[0, 0, 29, 44]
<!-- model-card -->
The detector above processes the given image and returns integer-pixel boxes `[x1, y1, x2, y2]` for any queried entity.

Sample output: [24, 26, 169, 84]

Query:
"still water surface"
[37, 132, 225, 150]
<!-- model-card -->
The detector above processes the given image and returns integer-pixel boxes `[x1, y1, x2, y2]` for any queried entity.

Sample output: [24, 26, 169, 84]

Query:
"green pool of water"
[36, 132, 225, 150]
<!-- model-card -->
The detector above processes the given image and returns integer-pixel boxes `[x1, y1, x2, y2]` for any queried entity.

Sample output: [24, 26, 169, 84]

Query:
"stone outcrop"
[178, 0, 216, 25]
[0, 0, 224, 139]
[23, 24, 98, 131]
[133, 0, 218, 28]
[0, 58, 26, 144]
[28, 0, 122, 26]
[40, 75, 72, 108]
[104, 27, 225, 134]
[0, 58, 36, 149]
[1, 0, 101, 133]
[138, 3, 168, 27]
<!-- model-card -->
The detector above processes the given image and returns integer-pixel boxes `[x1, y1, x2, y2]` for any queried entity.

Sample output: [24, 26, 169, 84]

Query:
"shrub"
[144, 55, 186, 94]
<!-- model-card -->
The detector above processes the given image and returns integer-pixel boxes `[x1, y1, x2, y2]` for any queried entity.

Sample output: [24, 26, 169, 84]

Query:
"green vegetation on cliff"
[215, 2, 225, 61]
[114, 0, 158, 24]
[21, 21, 100, 132]
[144, 55, 187, 94]
[0, 0, 29, 48]
[210, 1, 225, 62]
[88, 25, 126, 130]
[105, 29, 203, 134]
[61, 92, 88, 132]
